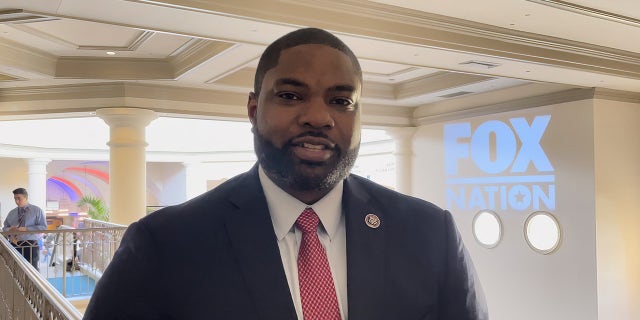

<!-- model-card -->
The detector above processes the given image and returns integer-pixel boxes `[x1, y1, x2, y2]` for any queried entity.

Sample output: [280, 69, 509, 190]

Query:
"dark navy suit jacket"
[83, 165, 487, 319]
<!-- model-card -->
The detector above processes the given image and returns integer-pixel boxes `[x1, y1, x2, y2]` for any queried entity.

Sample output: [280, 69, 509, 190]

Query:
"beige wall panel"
[412, 100, 598, 320]
[594, 100, 640, 320]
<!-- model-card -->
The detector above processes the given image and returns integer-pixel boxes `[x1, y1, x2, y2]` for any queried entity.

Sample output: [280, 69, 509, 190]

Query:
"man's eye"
[277, 92, 300, 100]
[331, 98, 355, 108]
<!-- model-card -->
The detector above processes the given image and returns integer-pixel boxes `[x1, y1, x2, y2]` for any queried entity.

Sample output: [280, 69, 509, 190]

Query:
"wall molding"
[414, 88, 597, 125]
[526, 0, 640, 28]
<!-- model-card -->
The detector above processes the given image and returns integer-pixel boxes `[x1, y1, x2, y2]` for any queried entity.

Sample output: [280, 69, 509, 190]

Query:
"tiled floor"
[38, 258, 93, 314]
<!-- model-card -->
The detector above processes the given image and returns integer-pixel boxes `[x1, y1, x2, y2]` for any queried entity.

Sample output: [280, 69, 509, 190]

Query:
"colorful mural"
[47, 165, 110, 205]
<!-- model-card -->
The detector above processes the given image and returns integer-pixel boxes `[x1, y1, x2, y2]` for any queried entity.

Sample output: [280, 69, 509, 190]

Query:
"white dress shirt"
[258, 166, 348, 320]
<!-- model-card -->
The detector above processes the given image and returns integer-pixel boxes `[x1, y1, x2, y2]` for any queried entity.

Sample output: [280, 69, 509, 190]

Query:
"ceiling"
[0, 0, 639, 128]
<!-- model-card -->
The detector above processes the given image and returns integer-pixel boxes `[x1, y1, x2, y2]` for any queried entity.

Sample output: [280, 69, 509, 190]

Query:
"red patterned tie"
[296, 208, 341, 320]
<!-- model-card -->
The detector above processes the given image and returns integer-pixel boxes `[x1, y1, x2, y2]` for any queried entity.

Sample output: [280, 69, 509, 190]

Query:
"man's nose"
[299, 98, 334, 129]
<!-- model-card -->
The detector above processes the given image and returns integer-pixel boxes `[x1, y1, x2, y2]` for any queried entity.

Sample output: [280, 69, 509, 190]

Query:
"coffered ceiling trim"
[8, 23, 77, 48]
[0, 9, 58, 24]
[592, 88, 640, 103]
[209, 67, 253, 88]
[56, 57, 174, 80]
[396, 72, 492, 100]
[78, 30, 155, 51]
[0, 72, 21, 81]
[526, 0, 640, 28]
[365, 67, 420, 78]
[0, 82, 125, 101]
[361, 82, 395, 101]
[0, 38, 57, 77]
[127, 0, 640, 80]
[414, 87, 597, 126]
[171, 40, 236, 79]
[0, 81, 414, 126]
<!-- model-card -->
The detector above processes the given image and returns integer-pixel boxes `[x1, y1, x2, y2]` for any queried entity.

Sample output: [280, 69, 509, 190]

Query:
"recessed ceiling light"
[459, 60, 501, 69]
[106, 51, 116, 56]
[439, 91, 473, 98]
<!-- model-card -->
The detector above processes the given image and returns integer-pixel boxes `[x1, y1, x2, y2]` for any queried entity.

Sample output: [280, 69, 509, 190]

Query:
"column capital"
[27, 158, 51, 166]
[26, 158, 51, 175]
[97, 108, 158, 148]
[182, 161, 202, 168]
[96, 108, 158, 128]
[385, 127, 417, 140]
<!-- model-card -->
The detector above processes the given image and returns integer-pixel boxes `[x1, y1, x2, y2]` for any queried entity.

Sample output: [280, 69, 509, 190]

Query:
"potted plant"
[76, 195, 110, 221]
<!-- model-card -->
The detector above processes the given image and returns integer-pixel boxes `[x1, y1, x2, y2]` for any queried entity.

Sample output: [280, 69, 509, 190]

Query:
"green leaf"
[76, 195, 110, 221]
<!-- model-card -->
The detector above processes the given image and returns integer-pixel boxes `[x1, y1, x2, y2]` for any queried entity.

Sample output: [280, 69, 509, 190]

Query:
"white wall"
[46, 160, 111, 212]
[0, 158, 29, 222]
[147, 162, 188, 207]
[412, 100, 598, 320]
[594, 99, 640, 320]
[145, 161, 256, 207]
[0, 158, 255, 220]
[200, 161, 255, 182]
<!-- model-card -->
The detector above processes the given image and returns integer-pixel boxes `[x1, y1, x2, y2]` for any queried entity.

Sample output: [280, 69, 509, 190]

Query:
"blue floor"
[47, 275, 96, 297]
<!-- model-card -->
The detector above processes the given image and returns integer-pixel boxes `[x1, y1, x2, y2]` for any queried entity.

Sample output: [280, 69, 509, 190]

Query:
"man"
[83, 28, 487, 320]
[2, 188, 47, 270]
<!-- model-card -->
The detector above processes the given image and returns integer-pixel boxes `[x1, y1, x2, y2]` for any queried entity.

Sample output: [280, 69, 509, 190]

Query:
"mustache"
[286, 131, 332, 145]
[251, 126, 332, 146]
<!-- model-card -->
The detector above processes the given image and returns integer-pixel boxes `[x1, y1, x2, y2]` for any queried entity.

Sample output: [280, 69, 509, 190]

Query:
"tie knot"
[296, 208, 319, 234]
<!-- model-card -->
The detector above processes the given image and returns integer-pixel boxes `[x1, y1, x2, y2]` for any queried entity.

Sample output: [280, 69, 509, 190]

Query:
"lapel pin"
[364, 213, 381, 229]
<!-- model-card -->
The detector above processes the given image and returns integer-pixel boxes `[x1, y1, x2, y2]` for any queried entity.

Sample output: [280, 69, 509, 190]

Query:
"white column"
[97, 108, 157, 225]
[386, 127, 416, 195]
[183, 161, 207, 200]
[27, 158, 51, 211]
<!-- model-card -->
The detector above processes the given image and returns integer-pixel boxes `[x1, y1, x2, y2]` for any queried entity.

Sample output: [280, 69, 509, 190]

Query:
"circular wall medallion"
[524, 211, 562, 254]
[472, 210, 502, 248]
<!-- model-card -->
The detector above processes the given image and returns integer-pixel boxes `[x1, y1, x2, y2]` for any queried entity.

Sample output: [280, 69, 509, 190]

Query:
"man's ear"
[247, 92, 258, 125]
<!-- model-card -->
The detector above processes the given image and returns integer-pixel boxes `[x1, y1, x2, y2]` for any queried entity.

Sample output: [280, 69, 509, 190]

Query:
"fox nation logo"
[444, 115, 555, 211]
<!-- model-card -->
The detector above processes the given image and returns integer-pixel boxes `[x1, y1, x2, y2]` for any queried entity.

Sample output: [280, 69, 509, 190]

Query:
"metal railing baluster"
[0, 219, 127, 319]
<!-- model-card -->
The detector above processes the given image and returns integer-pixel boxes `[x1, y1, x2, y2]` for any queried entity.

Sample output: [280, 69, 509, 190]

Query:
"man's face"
[247, 44, 362, 198]
[14, 194, 28, 207]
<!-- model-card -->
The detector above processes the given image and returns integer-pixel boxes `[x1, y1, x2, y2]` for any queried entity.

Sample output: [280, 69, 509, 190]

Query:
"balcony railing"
[0, 219, 127, 319]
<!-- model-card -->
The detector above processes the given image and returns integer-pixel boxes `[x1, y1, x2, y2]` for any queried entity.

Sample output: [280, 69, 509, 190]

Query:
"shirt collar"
[258, 165, 343, 241]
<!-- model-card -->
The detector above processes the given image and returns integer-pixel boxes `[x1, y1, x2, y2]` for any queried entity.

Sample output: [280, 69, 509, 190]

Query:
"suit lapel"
[343, 176, 386, 320]
[225, 168, 297, 320]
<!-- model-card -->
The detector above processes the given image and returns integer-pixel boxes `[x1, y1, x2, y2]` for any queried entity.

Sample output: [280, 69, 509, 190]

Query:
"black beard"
[253, 127, 359, 192]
